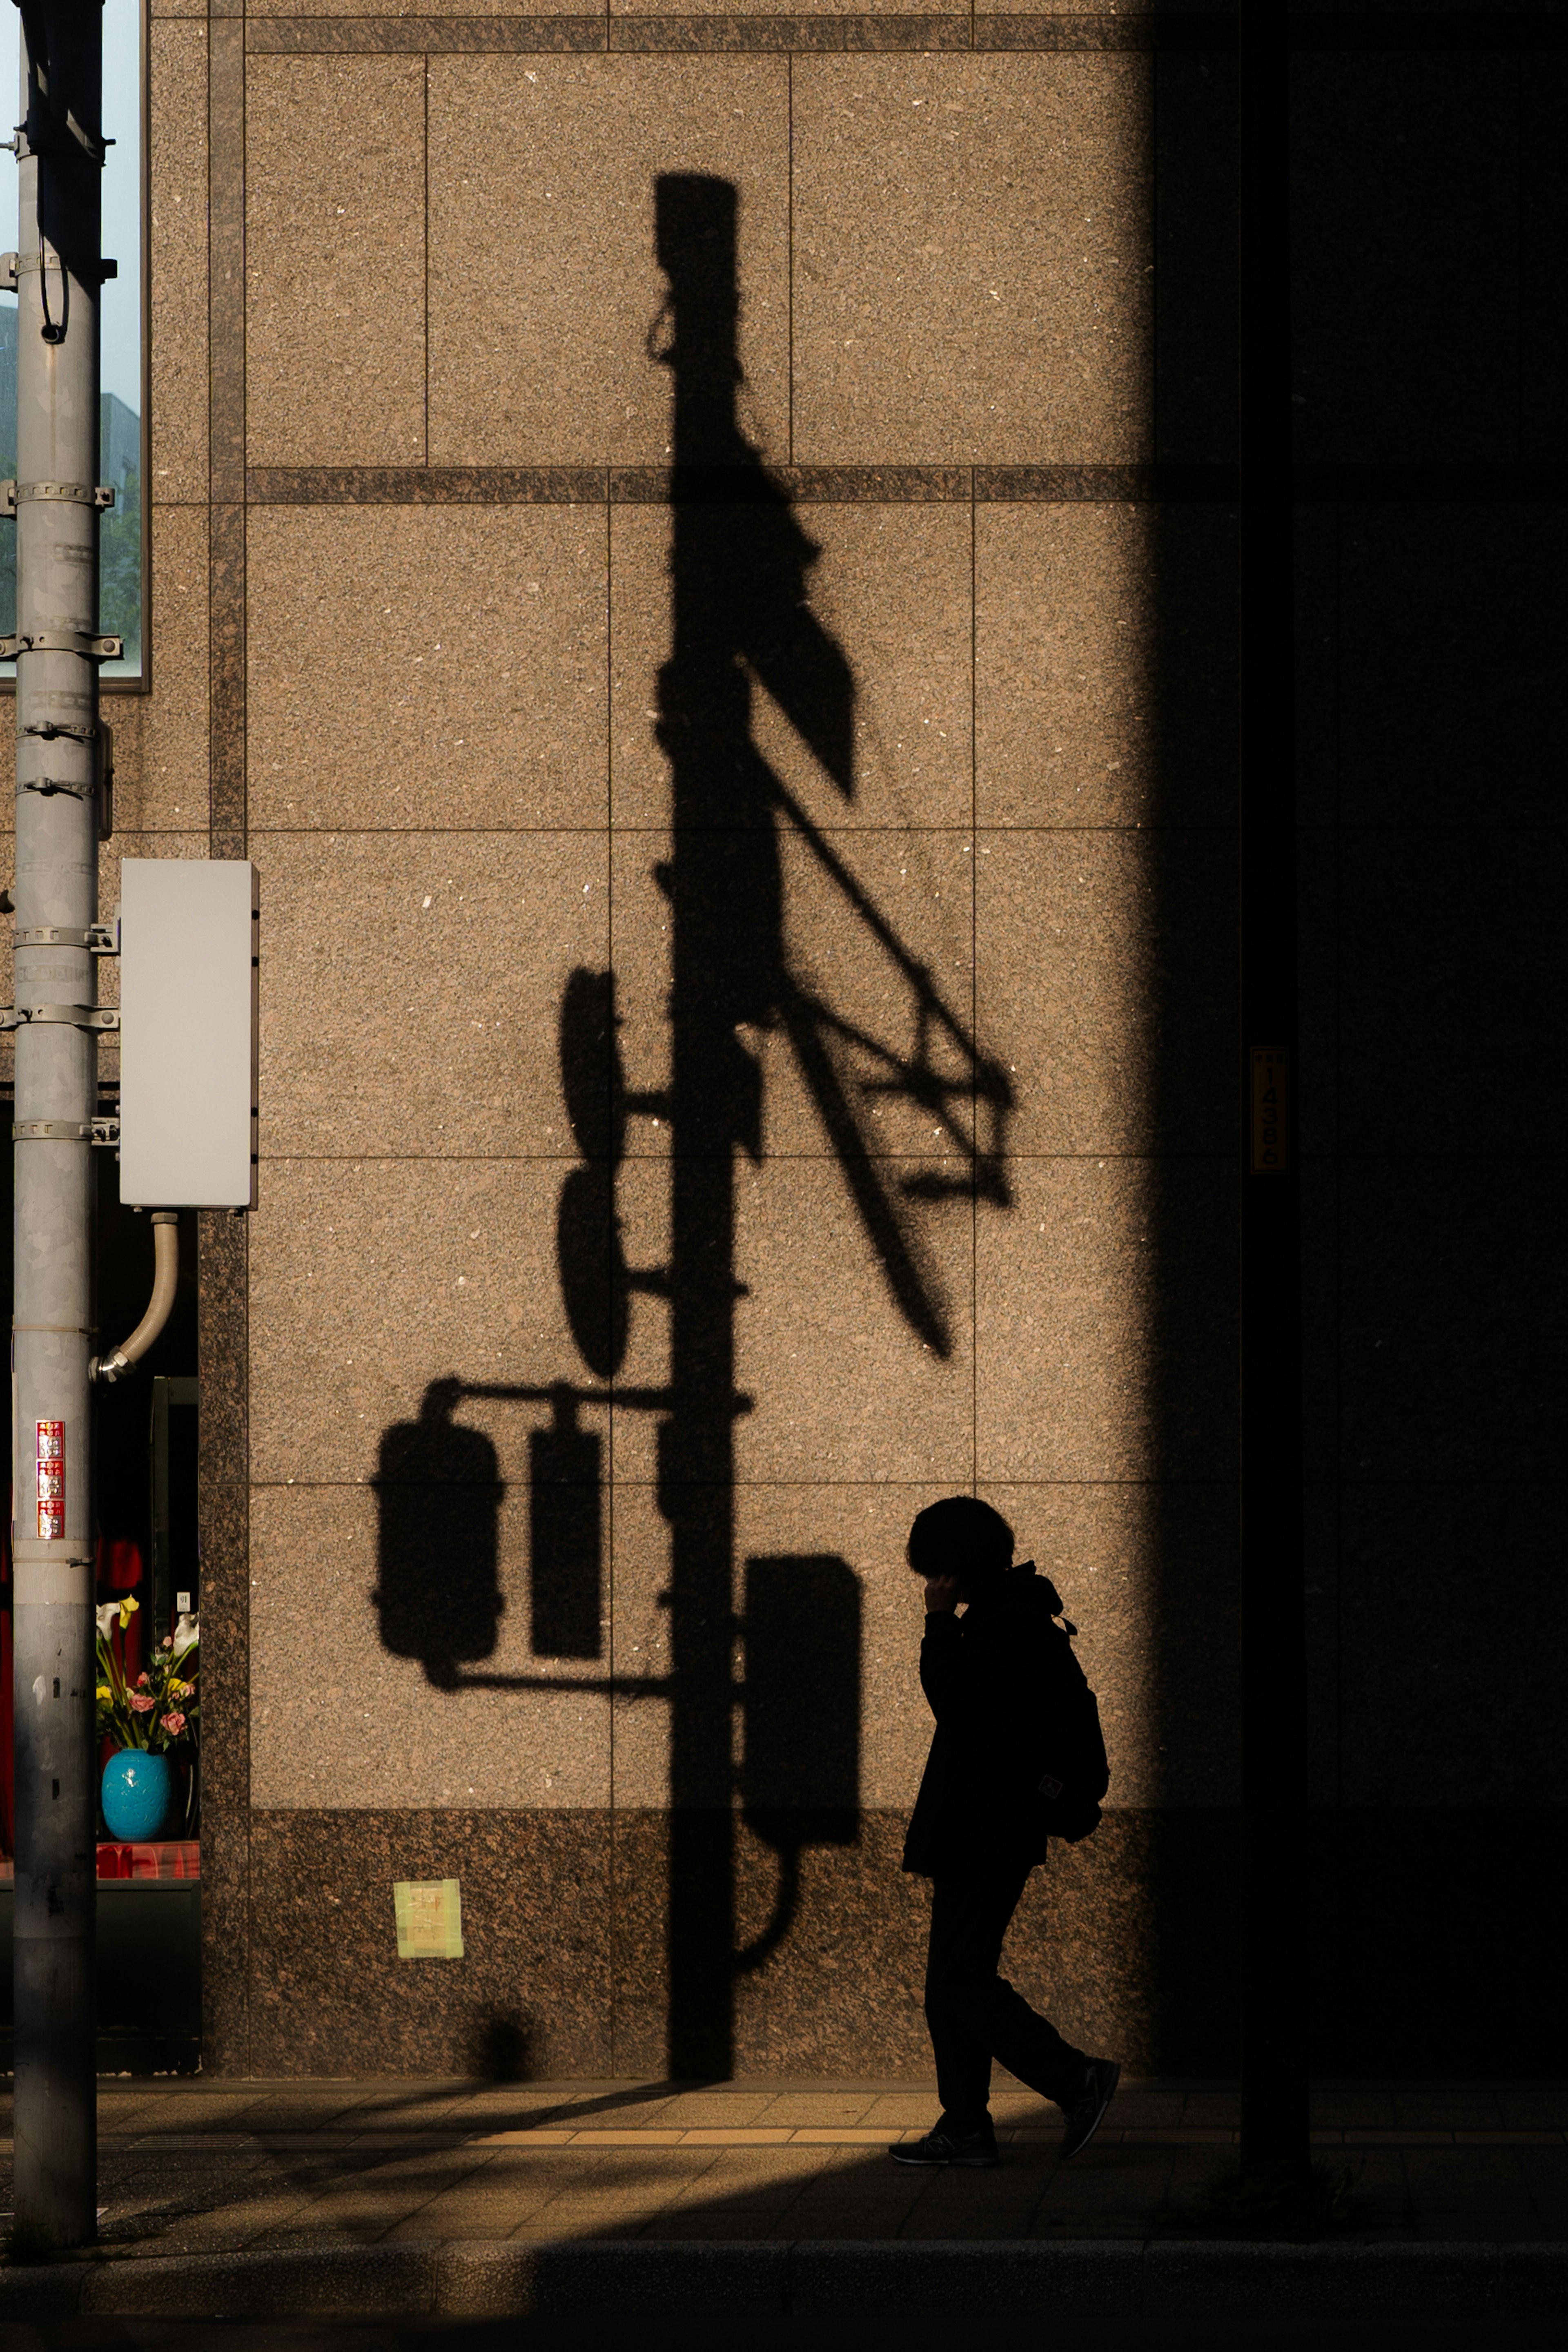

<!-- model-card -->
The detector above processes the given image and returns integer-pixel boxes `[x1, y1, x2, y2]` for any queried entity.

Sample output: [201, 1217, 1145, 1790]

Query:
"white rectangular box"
[119, 860, 258, 1207]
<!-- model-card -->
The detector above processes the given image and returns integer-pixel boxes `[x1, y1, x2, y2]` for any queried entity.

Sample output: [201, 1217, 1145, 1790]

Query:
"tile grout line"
[423, 51, 431, 464]
[969, 457, 978, 1494]
[786, 52, 794, 465]
[606, 476, 617, 2074]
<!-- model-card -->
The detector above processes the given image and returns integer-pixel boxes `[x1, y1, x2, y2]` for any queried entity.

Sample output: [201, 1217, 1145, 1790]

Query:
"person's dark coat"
[901, 1561, 1107, 1877]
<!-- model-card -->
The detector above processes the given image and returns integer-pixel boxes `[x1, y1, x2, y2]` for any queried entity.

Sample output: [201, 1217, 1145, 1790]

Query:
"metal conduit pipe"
[91, 1211, 178, 1384]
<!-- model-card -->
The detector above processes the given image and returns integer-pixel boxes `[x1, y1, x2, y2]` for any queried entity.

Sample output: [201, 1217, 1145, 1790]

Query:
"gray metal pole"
[9, 0, 110, 2251]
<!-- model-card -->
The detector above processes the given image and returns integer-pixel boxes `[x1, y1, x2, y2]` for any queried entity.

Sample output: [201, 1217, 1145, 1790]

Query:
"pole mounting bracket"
[21, 721, 100, 745]
[14, 924, 118, 954]
[0, 481, 116, 514]
[12, 1117, 120, 1146]
[0, 1004, 119, 1032]
[0, 250, 117, 285]
[0, 630, 123, 661]
[19, 776, 96, 802]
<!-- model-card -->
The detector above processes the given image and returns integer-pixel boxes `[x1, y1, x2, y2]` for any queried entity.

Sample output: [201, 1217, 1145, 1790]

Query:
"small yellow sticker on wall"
[394, 1879, 464, 1960]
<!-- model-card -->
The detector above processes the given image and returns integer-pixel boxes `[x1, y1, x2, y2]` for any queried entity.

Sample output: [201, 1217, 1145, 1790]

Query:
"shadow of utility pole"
[373, 174, 1015, 2076]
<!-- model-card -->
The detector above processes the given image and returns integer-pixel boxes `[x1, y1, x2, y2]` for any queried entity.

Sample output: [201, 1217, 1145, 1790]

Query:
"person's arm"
[918, 1582, 967, 1721]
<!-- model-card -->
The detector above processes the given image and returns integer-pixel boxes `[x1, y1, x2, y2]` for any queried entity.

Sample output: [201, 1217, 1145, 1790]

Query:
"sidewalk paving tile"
[754, 2096, 885, 2125]
[11, 2076, 1568, 2261]
[566, 2128, 688, 2145]
[788, 2126, 905, 2144]
[1312, 2093, 1397, 2128]
[1394, 2091, 1505, 2129]
[1345, 2136, 1457, 2154]
[471, 2129, 579, 2145]
[1103, 2092, 1185, 2127]
[249, 2131, 371, 2151]
[1178, 2092, 1242, 2126]
[679, 2128, 798, 2145]
[861, 2095, 944, 2123]
[653, 2096, 781, 2125]
[1501, 2092, 1568, 2129]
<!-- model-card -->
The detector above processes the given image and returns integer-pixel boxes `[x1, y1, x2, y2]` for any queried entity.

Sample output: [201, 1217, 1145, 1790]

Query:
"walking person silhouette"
[893, 1496, 1122, 2168]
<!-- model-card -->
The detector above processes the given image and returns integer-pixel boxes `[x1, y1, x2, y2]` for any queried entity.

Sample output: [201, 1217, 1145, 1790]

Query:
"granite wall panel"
[0, 506, 209, 840]
[247, 1811, 615, 2078]
[725, 1804, 1237, 2080]
[251, 829, 609, 1157]
[610, 501, 975, 834]
[976, 1153, 1234, 1485]
[791, 56, 1152, 464]
[426, 57, 791, 465]
[248, 1155, 590, 1485]
[1336, 506, 1568, 829]
[974, 502, 1157, 829]
[245, 56, 428, 466]
[975, 827, 1234, 1159]
[249, 1485, 613, 1811]
[608, 822, 980, 1163]
[247, 505, 610, 832]
[1337, 1157, 1565, 1488]
[1291, 55, 1520, 467]
[102, 507, 213, 836]
[148, 17, 210, 502]
[135, 9, 1269, 2086]
[236, 1808, 1241, 2082]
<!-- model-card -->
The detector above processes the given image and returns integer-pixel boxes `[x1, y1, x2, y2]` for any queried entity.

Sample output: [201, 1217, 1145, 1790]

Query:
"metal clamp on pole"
[13, 922, 118, 952]
[20, 775, 94, 800]
[0, 1004, 118, 1031]
[0, 628, 123, 660]
[12, 1117, 120, 1146]
[0, 244, 116, 278]
[0, 479, 116, 513]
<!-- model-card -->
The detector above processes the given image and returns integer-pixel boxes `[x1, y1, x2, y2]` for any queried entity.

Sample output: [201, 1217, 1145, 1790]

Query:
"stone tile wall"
[0, 6, 1249, 2079]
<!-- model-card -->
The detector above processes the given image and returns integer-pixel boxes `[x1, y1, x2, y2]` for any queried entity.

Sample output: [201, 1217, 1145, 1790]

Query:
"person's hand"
[923, 1575, 963, 1613]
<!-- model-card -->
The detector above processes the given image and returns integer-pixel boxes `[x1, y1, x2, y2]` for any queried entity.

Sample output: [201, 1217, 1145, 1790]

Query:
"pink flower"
[160, 1712, 187, 1737]
[162, 1637, 173, 1650]
[136, 1673, 151, 1689]
[129, 1692, 155, 1713]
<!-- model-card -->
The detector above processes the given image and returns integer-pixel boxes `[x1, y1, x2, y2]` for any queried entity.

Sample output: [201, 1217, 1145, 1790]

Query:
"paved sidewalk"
[4, 2079, 1567, 2258]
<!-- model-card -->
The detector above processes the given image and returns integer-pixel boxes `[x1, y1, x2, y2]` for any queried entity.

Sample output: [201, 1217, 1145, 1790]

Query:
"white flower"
[96, 1603, 120, 1641]
[172, 1614, 200, 1654]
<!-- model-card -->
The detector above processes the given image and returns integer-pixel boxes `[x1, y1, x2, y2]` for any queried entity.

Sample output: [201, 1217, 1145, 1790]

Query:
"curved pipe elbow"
[92, 1212, 179, 1384]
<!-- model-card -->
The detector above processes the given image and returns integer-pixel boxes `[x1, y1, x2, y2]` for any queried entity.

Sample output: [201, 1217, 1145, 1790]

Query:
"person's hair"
[906, 1496, 1015, 1583]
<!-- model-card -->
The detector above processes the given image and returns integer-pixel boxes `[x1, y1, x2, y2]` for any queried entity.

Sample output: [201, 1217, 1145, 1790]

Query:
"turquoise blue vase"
[102, 1748, 174, 1842]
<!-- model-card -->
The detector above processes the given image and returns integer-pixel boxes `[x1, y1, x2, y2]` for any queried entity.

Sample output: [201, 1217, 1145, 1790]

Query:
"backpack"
[1031, 1581, 1110, 1843]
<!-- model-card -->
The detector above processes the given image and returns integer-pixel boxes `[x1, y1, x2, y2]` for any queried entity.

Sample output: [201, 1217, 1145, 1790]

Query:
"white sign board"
[119, 860, 257, 1208]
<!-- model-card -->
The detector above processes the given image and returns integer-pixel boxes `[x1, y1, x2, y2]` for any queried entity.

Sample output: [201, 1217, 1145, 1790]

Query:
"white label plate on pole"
[119, 859, 258, 1208]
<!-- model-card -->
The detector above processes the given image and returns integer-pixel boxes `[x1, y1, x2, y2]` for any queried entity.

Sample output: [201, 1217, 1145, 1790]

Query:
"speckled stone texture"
[246, 56, 428, 466]
[236, 1808, 1236, 2079]
[427, 57, 791, 465]
[176, 21, 1260, 2085]
[246, 1811, 614, 2078]
[791, 56, 1152, 463]
[199, 1210, 252, 2076]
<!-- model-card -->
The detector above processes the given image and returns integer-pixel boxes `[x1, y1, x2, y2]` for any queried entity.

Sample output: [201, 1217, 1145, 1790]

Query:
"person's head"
[906, 1496, 1015, 1592]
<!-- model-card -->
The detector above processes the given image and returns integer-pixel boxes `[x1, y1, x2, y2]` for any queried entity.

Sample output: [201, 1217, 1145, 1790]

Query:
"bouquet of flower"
[95, 1596, 200, 1754]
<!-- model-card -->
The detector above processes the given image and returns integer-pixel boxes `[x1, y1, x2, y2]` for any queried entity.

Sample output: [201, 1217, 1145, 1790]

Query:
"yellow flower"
[96, 1684, 112, 1701]
[118, 1596, 140, 1630]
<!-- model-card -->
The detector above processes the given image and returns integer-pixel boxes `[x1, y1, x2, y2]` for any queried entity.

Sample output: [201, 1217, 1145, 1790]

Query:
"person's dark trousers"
[924, 1854, 1089, 2136]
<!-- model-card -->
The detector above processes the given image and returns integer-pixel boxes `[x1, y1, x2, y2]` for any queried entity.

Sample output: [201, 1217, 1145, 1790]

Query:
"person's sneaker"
[1059, 2058, 1121, 2160]
[889, 2122, 1000, 2168]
